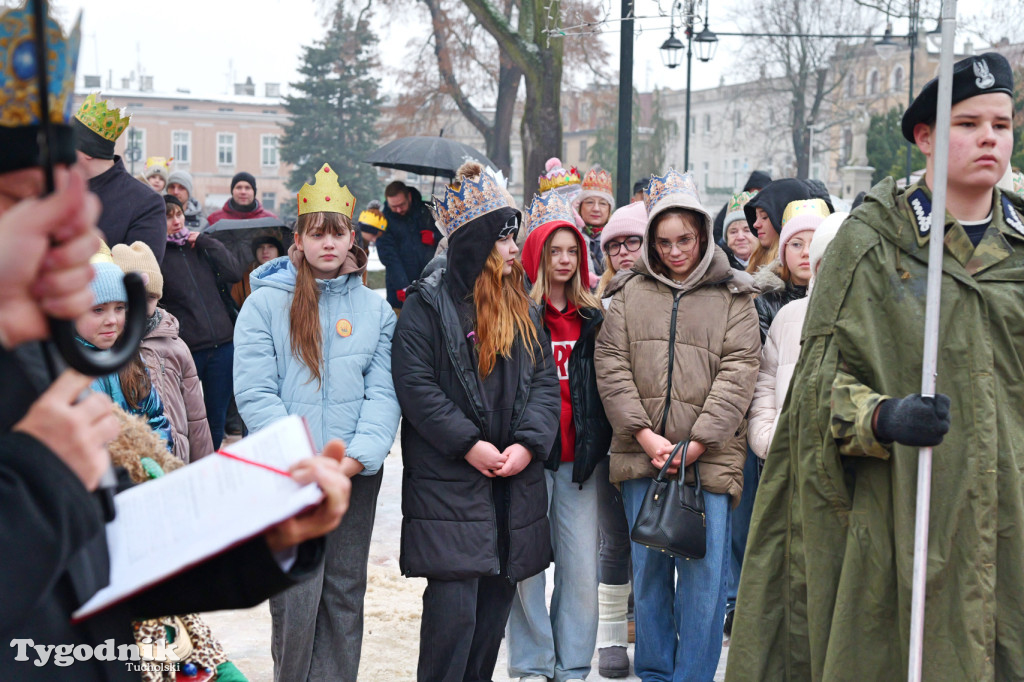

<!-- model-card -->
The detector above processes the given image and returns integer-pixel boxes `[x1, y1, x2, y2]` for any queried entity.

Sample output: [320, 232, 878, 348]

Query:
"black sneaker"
[724, 608, 735, 637]
[598, 645, 630, 678]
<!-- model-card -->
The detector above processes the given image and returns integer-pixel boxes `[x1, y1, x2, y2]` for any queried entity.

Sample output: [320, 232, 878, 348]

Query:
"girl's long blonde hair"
[745, 239, 779, 274]
[529, 227, 600, 310]
[474, 247, 540, 379]
[290, 211, 353, 386]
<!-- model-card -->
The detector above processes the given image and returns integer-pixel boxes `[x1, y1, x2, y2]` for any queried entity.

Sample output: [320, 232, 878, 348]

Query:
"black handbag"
[629, 440, 707, 560]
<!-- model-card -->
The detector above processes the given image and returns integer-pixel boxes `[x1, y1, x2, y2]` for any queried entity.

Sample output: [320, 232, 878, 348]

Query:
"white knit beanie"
[809, 211, 848, 276]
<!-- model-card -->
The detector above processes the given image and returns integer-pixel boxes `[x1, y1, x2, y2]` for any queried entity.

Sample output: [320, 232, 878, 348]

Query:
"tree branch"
[421, 0, 492, 136]
[462, 0, 538, 71]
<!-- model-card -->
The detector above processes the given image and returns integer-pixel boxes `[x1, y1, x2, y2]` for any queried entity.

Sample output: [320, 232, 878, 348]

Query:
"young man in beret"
[727, 52, 1024, 681]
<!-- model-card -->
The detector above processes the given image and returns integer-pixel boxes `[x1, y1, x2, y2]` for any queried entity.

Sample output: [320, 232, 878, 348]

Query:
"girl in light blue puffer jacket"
[233, 163, 400, 681]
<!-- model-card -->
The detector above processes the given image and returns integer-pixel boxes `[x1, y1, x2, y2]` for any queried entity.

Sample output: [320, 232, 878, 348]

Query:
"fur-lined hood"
[753, 262, 786, 295]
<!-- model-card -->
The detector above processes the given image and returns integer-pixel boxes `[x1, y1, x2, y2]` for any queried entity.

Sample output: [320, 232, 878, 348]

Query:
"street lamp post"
[660, 0, 717, 174]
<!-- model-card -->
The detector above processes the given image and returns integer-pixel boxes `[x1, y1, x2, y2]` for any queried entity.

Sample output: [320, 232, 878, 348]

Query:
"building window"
[846, 73, 856, 98]
[171, 130, 191, 165]
[704, 114, 711, 133]
[891, 65, 904, 92]
[262, 192, 277, 212]
[562, 141, 568, 160]
[690, 116, 696, 134]
[579, 139, 588, 161]
[868, 69, 880, 95]
[702, 161, 709, 190]
[217, 133, 236, 166]
[125, 128, 146, 167]
[261, 134, 279, 167]
[734, 110, 742, 129]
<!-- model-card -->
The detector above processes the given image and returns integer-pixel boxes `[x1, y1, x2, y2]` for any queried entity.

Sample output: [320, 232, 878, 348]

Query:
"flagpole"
[907, 1, 957, 680]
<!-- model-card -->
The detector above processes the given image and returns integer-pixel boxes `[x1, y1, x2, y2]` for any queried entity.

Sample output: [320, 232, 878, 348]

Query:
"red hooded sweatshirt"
[522, 220, 592, 462]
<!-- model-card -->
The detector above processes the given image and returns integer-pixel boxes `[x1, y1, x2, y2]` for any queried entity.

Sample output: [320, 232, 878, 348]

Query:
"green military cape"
[727, 178, 1024, 681]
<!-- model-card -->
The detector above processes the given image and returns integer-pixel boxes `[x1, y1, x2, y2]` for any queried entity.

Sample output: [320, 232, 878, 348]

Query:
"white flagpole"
[908, 1, 957, 680]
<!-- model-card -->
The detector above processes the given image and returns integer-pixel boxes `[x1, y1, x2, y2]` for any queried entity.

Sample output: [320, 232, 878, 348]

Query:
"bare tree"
[733, 0, 872, 178]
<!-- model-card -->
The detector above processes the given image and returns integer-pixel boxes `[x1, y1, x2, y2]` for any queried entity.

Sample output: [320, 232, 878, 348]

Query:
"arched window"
[841, 126, 853, 165]
[868, 69, 880, 95]
[846, 73, 856, 98]
[891, 65, 905, 93]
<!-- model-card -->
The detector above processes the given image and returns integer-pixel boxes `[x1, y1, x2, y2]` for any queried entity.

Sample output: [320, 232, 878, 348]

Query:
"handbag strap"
[654, 440, 689, 482]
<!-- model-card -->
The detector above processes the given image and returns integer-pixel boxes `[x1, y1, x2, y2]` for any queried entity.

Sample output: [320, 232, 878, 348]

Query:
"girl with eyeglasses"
[391, 162, 560, 682]
[591, 199, 648, 677]
[595, 170, 760, 681]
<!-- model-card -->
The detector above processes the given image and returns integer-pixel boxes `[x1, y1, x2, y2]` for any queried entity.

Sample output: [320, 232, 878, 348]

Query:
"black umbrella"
[365, 136, 495, 178]
[203, 216, 294, 268]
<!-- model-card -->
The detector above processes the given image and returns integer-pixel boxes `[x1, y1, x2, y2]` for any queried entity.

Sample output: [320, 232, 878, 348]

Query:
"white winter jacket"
[748, 296, 809, 459]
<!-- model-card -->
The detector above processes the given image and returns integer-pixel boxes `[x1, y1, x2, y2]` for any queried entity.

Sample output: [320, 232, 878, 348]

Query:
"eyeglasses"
[655, 236, 699, 253]
[786, 238, 809, 252]
[605, 236, 643, 256]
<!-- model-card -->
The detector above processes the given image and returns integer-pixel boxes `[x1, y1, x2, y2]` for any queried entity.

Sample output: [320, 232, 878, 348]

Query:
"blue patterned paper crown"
[643, 169, 702, 215]
[433, 168, 515, 236]
[0, 1, 81, 173]
[524, 191, 577, 236]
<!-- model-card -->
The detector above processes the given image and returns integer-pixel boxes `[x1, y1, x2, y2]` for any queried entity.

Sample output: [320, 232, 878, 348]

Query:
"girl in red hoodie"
[506, 192, 612, 682]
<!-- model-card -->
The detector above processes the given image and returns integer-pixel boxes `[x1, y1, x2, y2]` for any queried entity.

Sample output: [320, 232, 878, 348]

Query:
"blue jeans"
[506, 466, 600, 682]
[727, 446, 761, 610]
[191, 342, 234, 449]
[621, 478, 731, 682]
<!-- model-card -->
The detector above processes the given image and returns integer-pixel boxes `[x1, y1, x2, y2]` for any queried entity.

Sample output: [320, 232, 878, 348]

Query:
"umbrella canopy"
[365, 136, 495, 178]
[203, 216, 294, 268]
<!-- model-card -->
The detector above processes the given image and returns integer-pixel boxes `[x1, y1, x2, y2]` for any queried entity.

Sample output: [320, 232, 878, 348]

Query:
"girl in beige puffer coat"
[594, 170, 760, 682]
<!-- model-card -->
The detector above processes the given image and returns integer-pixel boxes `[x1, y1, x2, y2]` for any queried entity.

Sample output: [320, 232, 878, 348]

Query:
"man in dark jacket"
[71, 95, 167, 263]
[378, 181, 443, 310]
[0, 153, 346, 682]
[206, 172, 278, 225]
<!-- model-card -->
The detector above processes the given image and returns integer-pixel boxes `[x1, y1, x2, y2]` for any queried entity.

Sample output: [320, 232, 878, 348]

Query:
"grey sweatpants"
[270, 467, 384, 682]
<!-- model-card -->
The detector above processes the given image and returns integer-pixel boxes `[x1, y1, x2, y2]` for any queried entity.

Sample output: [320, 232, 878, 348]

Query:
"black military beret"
[901, 52, 1014, 143]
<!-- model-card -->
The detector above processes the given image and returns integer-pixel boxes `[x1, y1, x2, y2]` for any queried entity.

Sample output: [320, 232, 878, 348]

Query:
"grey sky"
[50, 0, 1002, 100]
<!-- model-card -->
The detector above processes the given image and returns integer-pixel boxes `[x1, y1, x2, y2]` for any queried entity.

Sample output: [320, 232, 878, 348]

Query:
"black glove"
[874, 393, 951, 447]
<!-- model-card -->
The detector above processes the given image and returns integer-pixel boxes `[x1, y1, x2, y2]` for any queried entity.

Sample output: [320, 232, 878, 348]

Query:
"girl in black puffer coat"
[391, 163, 560, 682]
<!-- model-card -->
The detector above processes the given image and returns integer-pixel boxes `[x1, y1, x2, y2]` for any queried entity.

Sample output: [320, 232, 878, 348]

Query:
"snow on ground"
[203, 438, 728, 680]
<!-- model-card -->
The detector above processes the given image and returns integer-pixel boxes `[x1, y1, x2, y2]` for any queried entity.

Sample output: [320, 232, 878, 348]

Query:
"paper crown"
[781, 198, 830, 227]
[357, 208, 387, 232]
[74, 92, 130, 141]
[538, 157, 581, 194]
[524, 191, 577, 236]
[433, 166, 516, 236]
[643, 169, 701, 214]
[580, 166, 613, 195]
[727, 190, 757, 214]
[145, 156, 171, 171]
[297, 163, 356, 218]
[0, 1, 81, 130]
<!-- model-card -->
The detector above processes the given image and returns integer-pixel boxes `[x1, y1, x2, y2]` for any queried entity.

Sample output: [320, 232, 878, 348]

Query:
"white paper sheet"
[72, 415, 323, 621]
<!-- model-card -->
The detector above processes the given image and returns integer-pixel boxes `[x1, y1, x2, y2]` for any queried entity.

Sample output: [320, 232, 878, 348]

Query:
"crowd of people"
[3, 3, 1024, 679]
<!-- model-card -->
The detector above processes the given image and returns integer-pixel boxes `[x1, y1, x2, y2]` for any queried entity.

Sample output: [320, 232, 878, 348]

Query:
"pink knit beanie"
[600, 201, 648, 250]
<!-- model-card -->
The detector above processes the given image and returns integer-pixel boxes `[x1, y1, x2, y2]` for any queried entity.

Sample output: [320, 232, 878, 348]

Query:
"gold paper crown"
[297, 163, 356, 218]
[0, 1, 81, 129]
[781, 198, 830, 228]
[357, 209, 387, 232]
[433, 168, 515, 236]
[74, 93, 130, 141]
[539, 164, 581, 194]
[145, 156, 171, 171]
[643, 169, 702, 214]
[524, 191, 577, 236]
[580, 166, 613, 195]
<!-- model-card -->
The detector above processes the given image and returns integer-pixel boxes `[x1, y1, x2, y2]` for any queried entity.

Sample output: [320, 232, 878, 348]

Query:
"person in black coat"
[391, 163, 560, 682]
[0, 164, 348, 682]
[159, 195, 243, 449]
[712, 169, 772, 245]
[378, 181, 443, 310]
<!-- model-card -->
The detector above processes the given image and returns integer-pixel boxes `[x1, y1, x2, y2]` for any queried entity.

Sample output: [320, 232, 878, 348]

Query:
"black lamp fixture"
[694, 26, 718, 62]
[874, 24, 899, 60]
[660, 29, 685, 69]
[925, 21, 943, 54]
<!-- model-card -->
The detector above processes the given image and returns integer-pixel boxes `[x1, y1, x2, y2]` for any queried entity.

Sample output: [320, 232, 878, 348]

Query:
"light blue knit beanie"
[90, 261, 128, 305]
